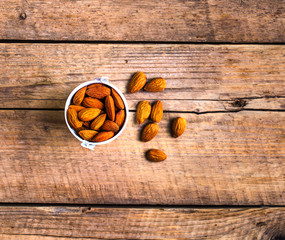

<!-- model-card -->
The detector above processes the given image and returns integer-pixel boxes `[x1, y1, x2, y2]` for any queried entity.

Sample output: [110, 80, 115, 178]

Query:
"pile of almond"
[67, 83, 125, 142]
[128, 72, 187, 162]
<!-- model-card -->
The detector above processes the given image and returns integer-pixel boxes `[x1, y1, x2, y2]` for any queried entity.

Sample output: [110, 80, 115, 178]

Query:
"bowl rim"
[64, 77, 129, 147]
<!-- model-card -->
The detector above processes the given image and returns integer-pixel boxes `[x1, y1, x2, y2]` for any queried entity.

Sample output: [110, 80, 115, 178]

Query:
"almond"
[146, 149, 167, 162]
[92, 131, 114, 142]
[105, 95, 116, 121]
[78, 108, 101, 122]
[83, 121, 91, 128]
[87, 84, 99, 89]
[150, 100, 163, 123]
[136, 101, 151, 124]
[67, 108, 83, 129]
[74, 125, 89, 132]
[73, 86, 87, 105]
[86, 84, 111, 99]
[90, 114, 107, 130]
[128, 72, 147, 93]
[82, 97, 104, 109]
[144, 78, 166, 92]
[115, 110, 125, 128]
[101, 120, 119, 133]
[68, 105, 85, 112]
[141, 123, 159, 142]
[111, 89, 125, 110]
[79, 130, 98, 141]
[172, 117, 187, 138]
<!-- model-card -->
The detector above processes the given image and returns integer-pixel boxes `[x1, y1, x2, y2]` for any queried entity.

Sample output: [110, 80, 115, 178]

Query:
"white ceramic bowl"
[64, 77, 129, 150]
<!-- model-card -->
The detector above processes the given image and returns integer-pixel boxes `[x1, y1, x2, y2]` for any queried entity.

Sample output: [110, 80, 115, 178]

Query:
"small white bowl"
[64, 77, 129, 150]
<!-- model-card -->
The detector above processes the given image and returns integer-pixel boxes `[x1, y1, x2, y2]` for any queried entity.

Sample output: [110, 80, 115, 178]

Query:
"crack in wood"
[0, 233, 98, 239]
[0, 40, 284, 44]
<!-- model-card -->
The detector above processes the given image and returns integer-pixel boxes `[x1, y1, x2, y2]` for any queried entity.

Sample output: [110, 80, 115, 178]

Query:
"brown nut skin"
[83, 121, 91, 128]
[67, 108, 83, 129]
[136, 101, 151, 124]
[146, 149, 167, 162]
[73, 87, 87, 105]
[150, 100, 163, 123]
[86, 84, 111, 99]
[144, 78, 166, 92]
[90, 114, 107, 130]
[92, 131, 114, 142]
[111, 89, 125, 110]
[78, 108, 101, 122]
[68, 105, 85, 112]
[105, 95, 116, 121]
[115, 110, 125, 128]
[79, 130, 98, 141]
[74, 125, 89, 132]
[82, 97, 104, 109]
[141, 123, 159, 142]
[128, 72, 147, 93]
[172, 117, 187, 138]
[100, 120, 119, 133]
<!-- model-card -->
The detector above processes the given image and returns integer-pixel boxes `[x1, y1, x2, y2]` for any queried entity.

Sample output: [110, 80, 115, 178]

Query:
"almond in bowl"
[65, 78, 128, 150]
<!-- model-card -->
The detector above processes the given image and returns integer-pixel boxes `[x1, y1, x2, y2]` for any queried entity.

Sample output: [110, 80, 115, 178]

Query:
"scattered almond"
[144, 78, 166, 92]
[92, 131, 114, 142]
[86, 84, 111, 99]
[136, 101, 151, 124]
[172, 117, 187, 138]
[101, 120, 119, 133]
[115, 110, 125, 128]
[82, 97, 104, 109]
[111, 89, 125, 110]
[146, 149, 167, 162]
[78, 108, 101, 122]
[150, 100, 163, 122]
[90, 114, 107, 130]
[105, 95, 116, 121]
[73, 87, 87, 105]
[141, 123, 159, 142]
[79, 130, 98, 141]
[67, 108, 83, 129]
[128, 72, 147, 93]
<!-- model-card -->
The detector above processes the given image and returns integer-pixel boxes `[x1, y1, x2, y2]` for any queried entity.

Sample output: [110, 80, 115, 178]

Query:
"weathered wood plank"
[0, 44, 284, 111]
[0, 0, 284, 42]
[0, 110, 284, 205]
[0, 207, 285, 239]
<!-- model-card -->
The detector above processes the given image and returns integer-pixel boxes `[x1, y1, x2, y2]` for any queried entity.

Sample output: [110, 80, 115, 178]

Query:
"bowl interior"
[65, 80, 129, 145]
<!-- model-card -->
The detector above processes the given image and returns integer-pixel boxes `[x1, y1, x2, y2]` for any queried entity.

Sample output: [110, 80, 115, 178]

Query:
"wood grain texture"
[0, 110, 284, 205]
[0, 207, 285, 239]
[0, 44, 284, 111]
[0, 0, 284, 42]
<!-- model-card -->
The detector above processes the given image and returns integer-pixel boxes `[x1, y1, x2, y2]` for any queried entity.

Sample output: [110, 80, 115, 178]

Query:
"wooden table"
[0, 1, 284, 239]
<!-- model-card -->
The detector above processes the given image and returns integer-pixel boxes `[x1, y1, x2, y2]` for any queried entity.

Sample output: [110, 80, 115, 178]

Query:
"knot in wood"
[232, 99, 247, 108]
[19, 12, 27, 20]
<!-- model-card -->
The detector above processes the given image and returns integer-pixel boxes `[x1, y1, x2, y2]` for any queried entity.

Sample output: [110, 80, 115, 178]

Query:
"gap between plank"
[0, 203, 284, 209]
[0, 233, 95, 239]
[0, 39, 284, 45]
[0, 233, 95, 240]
